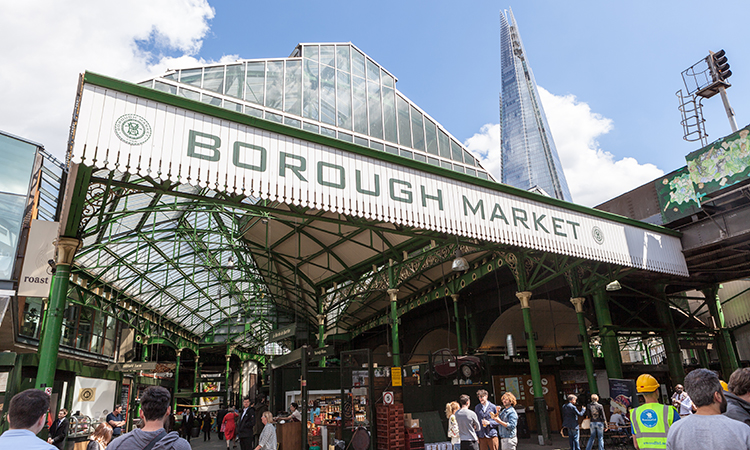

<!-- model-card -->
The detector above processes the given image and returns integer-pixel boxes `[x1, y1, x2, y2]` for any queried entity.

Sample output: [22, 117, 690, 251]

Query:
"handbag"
[221, 422, 226, 433]
[581, 418, 591, 429]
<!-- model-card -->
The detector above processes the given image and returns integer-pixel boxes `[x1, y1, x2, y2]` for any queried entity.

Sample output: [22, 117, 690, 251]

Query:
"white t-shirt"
[671, 392, 694, 415]
[667, 414, 750, 450]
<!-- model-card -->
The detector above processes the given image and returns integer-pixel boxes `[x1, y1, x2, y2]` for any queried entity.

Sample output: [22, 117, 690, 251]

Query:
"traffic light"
[710, 49, 732, 82]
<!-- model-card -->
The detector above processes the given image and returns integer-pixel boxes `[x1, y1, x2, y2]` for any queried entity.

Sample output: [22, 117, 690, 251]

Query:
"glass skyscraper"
[500, 9, 572, 202]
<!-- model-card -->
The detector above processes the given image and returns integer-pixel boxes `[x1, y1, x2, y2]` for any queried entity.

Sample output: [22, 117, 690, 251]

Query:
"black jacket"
[724, 391, 750, 426]
[236, 407, 256, 438]
[182, 412, 195, 430]
[49, 417, 69, 450]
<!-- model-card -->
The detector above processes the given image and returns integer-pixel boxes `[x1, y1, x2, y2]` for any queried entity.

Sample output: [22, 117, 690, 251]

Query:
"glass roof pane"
[225, 64, 244, 99]
[284, 60, 302, 116]
[303, 59, 319, 120]
[245, 62, 265, 105]
[203, 66, 225, 94]
[336, 72, 352, 130]
[351, 48, 365, 78]
[180, 68, 202, 87]
[336, 45, 350, 72]
[320, 45, 334, 67]
[352, 75, 366, 135]
[265, 61, 283, 110]
[303, 44, 318, 62]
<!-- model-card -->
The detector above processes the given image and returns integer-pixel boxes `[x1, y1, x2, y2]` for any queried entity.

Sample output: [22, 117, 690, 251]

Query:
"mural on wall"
[686, 126, 750, 201]
[656, 167, 701, 223]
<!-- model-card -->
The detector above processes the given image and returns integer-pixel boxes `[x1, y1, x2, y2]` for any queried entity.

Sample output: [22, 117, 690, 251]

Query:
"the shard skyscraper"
[500, 9, 572, 202]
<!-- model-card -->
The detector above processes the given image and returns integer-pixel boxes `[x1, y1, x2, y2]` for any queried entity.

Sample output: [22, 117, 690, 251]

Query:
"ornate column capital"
[570, 297, 586, 313]
[317, 314, 326, 326]
[56, 237, 82, 266]
[176, 348, 183, 358]
[225, 354, 231, 362]
[451, 294, 459, 303]
[387, 288, 399, 302]
[516, 291, 532, 309]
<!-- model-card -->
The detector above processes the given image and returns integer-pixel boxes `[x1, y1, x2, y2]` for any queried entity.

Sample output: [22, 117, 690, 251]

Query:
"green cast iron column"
[194, 353, 201, 396]
[225, 354, 231, 401]
[703, 285, 739, 378]
[654, 289, 685, 385]
[388, 288, 401, 368]
[570, 298, 598, 394]
[592, 288, 623, 379]
[451, 294, 464, 355]
[698, 348, 710, 369]
[318, 298, 327, 367]
[36, 237, 80, 390]
[173, 349, 182, 412]
[517, 291, 550, 443]
[468, 313, 479, 350]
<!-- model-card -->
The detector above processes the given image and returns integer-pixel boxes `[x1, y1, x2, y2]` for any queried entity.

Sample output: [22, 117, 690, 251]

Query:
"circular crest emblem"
[592, 226, 605, 245]
[639, 409, 658, 428]
[114, 114, 152, 145]
[80, 387, 95, 401]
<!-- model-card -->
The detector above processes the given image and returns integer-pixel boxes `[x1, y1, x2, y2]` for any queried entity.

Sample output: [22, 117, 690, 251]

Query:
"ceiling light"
[606, 280, 622, 291]
[451, 248, 469, 272]
[227, 256, 235, 268]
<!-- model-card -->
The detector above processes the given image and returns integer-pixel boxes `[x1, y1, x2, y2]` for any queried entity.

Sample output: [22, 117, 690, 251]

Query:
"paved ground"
[184, 432, 630, 450]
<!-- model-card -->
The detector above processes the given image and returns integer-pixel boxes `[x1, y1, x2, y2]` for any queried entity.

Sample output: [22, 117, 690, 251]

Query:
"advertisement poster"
[609, 378, 638, 414]
[71, 376, 117, 421]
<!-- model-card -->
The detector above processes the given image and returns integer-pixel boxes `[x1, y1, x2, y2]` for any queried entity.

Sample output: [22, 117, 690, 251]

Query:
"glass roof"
[140, 43, 493, 180]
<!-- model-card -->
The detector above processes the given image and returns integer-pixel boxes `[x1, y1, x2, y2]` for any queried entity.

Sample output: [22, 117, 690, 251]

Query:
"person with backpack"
[107, 386, 190, 450]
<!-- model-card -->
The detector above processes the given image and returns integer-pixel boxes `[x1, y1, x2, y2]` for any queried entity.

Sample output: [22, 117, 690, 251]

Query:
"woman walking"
[445, 401, 460, 450]
[494, 392, 519, 450]
[86, 422, 113, 450]
[202, 412, 212, 441]
[254, 411, 277, 450]
[222, 405, 239, 450]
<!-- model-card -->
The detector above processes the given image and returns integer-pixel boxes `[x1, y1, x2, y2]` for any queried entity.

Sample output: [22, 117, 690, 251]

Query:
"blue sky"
[1, 0, 748, 205]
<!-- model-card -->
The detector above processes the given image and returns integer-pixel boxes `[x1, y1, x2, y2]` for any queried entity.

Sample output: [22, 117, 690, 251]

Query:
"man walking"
[107, 386, 191, 450]
[0, 389, 56, 449]
[237, 397, 256, 450]
[181, 409, 195, 443]
[455, 394, 480, 450]
[474, 389, 499, 450]
[47, 408, 69, 450]
[630, 374, 680, 450]
[561, 395, 584, 450]
[670, 385, 694, 417]
[666, 368, 750, 449]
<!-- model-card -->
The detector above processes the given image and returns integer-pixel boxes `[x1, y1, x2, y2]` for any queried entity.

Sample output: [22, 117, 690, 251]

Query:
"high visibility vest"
[630, 403, 677, 450]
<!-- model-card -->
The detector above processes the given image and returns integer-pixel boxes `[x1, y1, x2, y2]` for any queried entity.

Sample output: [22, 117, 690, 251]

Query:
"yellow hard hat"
[721, 380, 729, 391]
[636, 374, 660, 393]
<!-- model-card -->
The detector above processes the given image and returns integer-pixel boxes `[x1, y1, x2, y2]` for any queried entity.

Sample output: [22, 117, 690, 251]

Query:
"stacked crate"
[404, 426, 425, 450]
[376, 404, 405, 450]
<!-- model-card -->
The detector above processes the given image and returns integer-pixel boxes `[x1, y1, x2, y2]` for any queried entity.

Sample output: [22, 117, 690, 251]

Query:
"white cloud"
[466, 87, 664, 207]
[0, 1, 216, 159]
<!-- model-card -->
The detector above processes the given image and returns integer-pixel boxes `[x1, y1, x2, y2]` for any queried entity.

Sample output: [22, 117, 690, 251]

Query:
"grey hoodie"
[724, 391, 750, 427]
[108, 429, 191, 450]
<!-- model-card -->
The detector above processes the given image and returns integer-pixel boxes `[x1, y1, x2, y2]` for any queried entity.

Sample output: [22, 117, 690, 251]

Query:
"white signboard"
[18, 220, 60, 297]
[71, 81, 689, 276]
[71, 376, 117, 422]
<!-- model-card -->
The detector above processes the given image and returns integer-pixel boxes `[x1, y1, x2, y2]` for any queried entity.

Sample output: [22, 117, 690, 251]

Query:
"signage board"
[270, 347, 303, 369]
[392, 367, 402, 387]
[310, 345, 335, 362]
[383, 391, 394, 405]
[107, 361, 158, 372]
[18, 220, 60, 297]
[71, 75, 689, 277]
[679, 339, 714, 350]
[269, 324, 297, 343]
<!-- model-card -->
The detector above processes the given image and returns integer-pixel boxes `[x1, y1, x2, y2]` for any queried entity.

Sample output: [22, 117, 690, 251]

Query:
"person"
[455, 394, 480, 450]
[670, 384, 694, 417]
[237, 397, 256, 450]
[48, 408, 69, 450]
[253, 411, 276, 450]
[474, 389, 499, 450]
[666, 368, 750, 449]
[583, 394, 607, 450]
[725, 367, 750, 426]
[561, 394, 585, 450]
[446, 401, 460, 450]
[630, 374, 679, 450]
[201, 412, 212, 441]
[217, 405, 228, 441]
[106, 386, 190, 450]
[222, 405, 239, 450]
[309, 399, 321, 423]
[180, 409, 194, 443]
[276, 402, 301, 422]
[0, 388, 56, 449]
[87, 422, 113, 450]
[107, 405, 126, 439]
[253, 397, 269, 448]
[609, 409, 629, 428]
[493, 392, 518, 450]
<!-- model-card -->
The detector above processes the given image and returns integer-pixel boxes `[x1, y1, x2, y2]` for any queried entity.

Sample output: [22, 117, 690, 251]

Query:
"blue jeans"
[568, 427, 580, 450]
[585, 422, 604, 450]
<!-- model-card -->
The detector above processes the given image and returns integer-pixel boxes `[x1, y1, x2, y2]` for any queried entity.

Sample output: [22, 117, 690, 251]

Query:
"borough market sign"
[69, 73, 688, 276]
